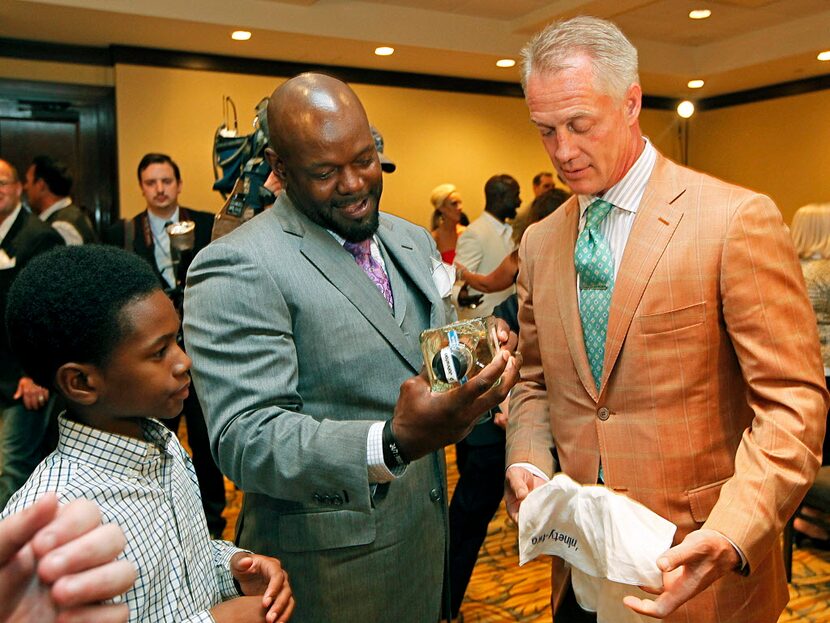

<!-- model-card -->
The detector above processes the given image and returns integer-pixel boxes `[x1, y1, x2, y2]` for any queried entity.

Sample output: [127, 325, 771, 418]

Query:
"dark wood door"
[0, 118, 80, 198]
[0, 79, 117, 232]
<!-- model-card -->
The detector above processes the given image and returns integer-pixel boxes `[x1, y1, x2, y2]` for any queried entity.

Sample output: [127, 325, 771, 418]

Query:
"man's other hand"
[504, 466, 547, 522]
[623, 528, 742, 618]
[14, 377, 49, 411]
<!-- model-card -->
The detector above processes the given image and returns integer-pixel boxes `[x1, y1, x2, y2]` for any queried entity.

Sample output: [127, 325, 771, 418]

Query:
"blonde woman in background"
[791, 202, 830, 546]
[430, 183, 465, 264]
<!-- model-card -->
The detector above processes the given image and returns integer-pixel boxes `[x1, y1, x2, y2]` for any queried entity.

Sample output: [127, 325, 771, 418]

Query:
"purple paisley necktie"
[343, 239, 394, 309]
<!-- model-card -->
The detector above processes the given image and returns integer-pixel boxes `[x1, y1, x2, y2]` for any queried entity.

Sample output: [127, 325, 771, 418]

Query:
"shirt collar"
[0, 204, 22, 244]
[578, 137, 657, 216]
[146, 207, 180, 238]
[328, 229, 380, 252]
[56, 415, 177, 474]
[481, 210, 513, 236]
[38, 197, 72, 222]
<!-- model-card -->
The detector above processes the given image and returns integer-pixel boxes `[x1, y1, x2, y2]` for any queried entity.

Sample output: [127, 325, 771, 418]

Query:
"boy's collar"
[57, 413, 176, 474]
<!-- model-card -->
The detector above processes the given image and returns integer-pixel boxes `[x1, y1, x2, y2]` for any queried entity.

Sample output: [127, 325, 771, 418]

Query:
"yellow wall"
[0, 57, 113, 86]
[114, 63, 681, 223]
[689, 90, 830, 223]
[21, 56, 821, 227]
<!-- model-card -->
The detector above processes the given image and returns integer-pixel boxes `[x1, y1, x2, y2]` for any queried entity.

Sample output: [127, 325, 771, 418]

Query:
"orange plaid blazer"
[507, 154, 828, 622]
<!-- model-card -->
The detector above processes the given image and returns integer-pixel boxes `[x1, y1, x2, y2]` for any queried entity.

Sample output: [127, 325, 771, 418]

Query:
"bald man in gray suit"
[183, 73, 519, 622]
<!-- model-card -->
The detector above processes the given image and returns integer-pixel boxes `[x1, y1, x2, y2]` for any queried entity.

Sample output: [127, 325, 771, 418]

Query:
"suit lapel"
[555, 198, 600, 400]
[600, 156, 686, 392]
[275, 195, 424, 372]
[376, 219, 443, 327]
[133, 212, 166, 283]
[0, 210, 26, 257]
[377, 233, 408, 327]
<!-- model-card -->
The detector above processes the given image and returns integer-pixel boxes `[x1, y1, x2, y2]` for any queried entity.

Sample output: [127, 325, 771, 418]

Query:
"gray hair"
[520, 16, 639, 100]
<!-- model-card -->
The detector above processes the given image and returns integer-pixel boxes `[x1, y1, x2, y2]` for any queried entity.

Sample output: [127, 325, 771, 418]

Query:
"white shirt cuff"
[716, 531, 748, 572]
[367, 421, 406, 483]
[507, 462, 550, 481]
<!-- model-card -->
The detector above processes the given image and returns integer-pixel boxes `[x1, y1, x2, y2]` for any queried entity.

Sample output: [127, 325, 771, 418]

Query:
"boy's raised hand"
[230, 553, 294, 623]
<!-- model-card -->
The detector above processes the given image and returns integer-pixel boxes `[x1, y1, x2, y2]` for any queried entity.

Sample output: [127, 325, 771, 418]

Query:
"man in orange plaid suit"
[504, 15, 828, 623]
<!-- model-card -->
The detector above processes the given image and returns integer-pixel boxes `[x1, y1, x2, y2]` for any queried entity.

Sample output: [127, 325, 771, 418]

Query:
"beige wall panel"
[115, 63, 681, 223]
[689, 90, 830, 223]
[0, 58, 113, 86]
[115, 64, 276, 219]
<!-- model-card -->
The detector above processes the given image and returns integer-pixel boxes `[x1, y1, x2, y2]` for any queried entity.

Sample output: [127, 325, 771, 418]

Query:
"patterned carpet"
[218, 444, 830, 622]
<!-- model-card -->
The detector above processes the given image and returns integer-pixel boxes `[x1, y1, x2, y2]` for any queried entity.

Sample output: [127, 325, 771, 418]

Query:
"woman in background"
[791, 202, 830, 546]
[429, 183, 465, 264]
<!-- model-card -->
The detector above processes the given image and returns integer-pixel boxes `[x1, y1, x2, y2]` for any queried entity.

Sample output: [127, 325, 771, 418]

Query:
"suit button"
[597, 407, 610, 421]
[323, 495, 333, 504]
[313, 493, 322, 503]
[333, 495, 343, 506]
[429, 488, 442, 502]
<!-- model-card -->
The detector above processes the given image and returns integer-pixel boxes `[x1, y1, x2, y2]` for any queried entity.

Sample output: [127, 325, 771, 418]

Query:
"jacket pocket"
[639, 301, 706, 335]
[278, 509, 376, 552]
[687, 476, 730, 523]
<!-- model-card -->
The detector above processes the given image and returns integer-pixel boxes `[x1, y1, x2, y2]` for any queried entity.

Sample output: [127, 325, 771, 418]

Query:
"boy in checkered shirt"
[2, 245, 294, 623]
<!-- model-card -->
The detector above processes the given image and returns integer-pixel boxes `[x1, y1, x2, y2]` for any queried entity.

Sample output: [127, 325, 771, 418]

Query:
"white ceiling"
[3, 0, 829, 98]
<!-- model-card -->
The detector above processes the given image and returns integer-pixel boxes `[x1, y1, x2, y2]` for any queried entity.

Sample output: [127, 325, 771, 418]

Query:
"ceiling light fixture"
[677, 100, 695, 119]
[375, 46, 395, 56]
[818, 50, 830, 61]
[689, 9, 711, 20]
[496, 59, 516, 68]
[231, 30, 251, 41]
[687, 79, 705, 89]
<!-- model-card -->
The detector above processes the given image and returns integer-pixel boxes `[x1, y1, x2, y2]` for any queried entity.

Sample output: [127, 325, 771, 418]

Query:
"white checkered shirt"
[2, 415, 244, 622]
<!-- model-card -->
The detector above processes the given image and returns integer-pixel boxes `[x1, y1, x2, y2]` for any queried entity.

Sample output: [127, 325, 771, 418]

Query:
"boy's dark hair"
[6, 245, 161, 389]
[31, 155, 73, 197]
[137, 153, 181, 183]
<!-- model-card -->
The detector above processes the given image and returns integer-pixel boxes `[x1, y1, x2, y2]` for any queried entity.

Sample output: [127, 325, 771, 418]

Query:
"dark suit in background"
[105, 207, 213, 293]
[104, 206, 226, 536]
[0, 209, 64, 507]
[43, 201, 98, 245]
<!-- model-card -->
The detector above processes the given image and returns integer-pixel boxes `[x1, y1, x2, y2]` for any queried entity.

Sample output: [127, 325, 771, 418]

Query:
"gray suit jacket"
[183, 192, 452, 622]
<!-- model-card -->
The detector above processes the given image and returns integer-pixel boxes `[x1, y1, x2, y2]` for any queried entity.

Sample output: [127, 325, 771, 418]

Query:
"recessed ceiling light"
[375, 46, 395, 57]
[818, 50, 830, 61]
[687, 79, 705, 89]
[496, 59, 516, 68]
[677, 100, 695, 119]
[231, 30, 251, 41]
[689, 9, 711, 19]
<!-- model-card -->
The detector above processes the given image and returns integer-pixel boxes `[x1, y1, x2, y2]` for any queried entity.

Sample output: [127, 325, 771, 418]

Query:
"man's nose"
[337, 166, 364, 195]
[554, 133, 578, 164]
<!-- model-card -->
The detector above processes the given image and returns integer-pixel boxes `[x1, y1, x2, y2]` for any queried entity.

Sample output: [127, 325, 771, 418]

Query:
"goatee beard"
[338, 208, 379, 243]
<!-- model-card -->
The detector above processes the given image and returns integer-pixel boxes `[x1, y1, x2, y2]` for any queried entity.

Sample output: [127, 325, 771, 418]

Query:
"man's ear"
[265, 147, 287, 183]
[624, 83, 642, 124]
[55, 363, 100, 406]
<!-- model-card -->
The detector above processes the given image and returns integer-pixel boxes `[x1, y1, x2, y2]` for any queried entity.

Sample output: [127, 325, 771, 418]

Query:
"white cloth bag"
[518, 473, 677, 622]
